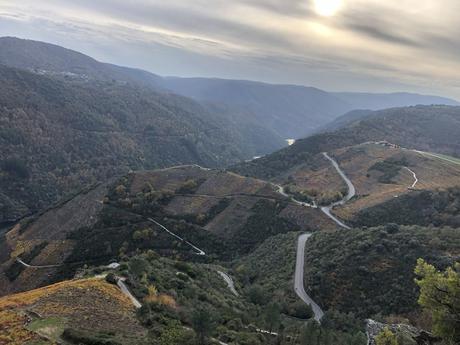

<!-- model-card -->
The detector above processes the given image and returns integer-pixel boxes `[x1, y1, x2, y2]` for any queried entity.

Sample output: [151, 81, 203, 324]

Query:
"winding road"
[294, 234, 325, 321]
[274, 184, 317, 208]
[16, 257, 61, 268]
[217, 271, 239, 296]
[290, 152, 356, 321]
[319, 152, 356, 230]
[404, 167, 418, 188]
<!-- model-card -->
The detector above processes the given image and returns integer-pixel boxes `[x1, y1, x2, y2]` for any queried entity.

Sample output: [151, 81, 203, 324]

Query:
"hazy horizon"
[1, 1, 460, 99]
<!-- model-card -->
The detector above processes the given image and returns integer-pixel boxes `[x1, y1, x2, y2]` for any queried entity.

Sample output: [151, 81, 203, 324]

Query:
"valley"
[0, 36, 460, 345]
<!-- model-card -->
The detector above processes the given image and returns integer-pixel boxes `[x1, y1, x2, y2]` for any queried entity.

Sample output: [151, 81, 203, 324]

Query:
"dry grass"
[0, 310, 47, 345]
[164, 195, 220, 216]
[277, 154, 345, 198]
[329, 143, 460, 220]
[0, 278, 146, 343]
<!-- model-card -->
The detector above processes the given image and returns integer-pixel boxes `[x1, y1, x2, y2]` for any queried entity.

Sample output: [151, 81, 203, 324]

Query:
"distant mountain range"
[1, 37, 458, 140]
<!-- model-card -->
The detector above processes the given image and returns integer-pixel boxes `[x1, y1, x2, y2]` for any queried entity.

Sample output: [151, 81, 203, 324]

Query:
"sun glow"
[313, 0, 344, 16]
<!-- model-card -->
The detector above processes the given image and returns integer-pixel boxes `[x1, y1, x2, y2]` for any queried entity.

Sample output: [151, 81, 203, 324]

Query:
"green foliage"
[414, 259, 460, 344]
[176, 179, 200, 194]
[157, 323, 192, 345]
[299, 319, 367, 345]
[105, 273, 117, 285]
[191, 307, 215, 345]
[354, 187, 460, 228]
[233, 199, 297, 254]
[62, 328, 122, 345]
[130, 257, 149, 278]
[247, 285, 267, 305]
[5, 242, 48, 281]
[369, 158, 408, 184]
[375, 328, 398, 345]
[303, 226, 460, 317]
[264, 303, 281, 333]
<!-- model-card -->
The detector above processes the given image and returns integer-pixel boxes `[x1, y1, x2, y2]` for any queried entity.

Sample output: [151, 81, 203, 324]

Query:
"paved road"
[147, 217, 206, 256]
[404, 167, 418, 188]
[117, 277, 142, 309]
[217, 271, 239, 296]
[16, 257, 61, 269]
[320, 152, 356, 229]
[273, 184, 317, 208]
[294, 233, 324, 321]
[414, 150, 460, 166]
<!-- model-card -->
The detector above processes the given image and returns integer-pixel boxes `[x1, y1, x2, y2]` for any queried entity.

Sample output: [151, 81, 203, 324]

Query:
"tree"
[264, 303, 281, 333]
[130, 257, 149, 278]
[414, 259, 460, 344]
[351, 332, 368, 345]
[375, 328, 398, 345]
[247, 284, 267, 305]
[300, 320, 321, 345]
[191, 307, 214, 345]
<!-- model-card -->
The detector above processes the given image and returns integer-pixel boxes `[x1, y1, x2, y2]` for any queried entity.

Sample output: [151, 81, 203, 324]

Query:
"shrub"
[105, 273, 117, 285]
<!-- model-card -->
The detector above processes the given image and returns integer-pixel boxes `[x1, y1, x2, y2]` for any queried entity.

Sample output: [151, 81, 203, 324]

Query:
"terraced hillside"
[0, 166, 336, 296]
[243, 142, 460, 228]
[232, 105, 460, 180]
[0, 63, 283, 225]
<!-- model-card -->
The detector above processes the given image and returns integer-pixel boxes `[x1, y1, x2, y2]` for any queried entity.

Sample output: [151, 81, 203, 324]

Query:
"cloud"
[0, 0, 460, 98]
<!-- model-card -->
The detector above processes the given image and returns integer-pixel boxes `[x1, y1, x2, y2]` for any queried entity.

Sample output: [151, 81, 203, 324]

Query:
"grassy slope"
[0, 277, 146, 344]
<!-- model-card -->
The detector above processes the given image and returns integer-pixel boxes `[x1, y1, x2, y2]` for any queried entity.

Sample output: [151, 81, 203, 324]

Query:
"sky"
[1, 0, 460, 98]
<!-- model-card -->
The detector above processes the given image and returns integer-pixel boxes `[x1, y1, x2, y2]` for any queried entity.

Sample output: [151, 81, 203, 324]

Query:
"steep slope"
[0, 277, 147, 344]
[317, 109, 373, 133]
[231, 105, 460, 180]
[0, 166, 335, 296]
[2, 37, 458, 143]
[0, 64, 273, 224]
[161, 80, 459, 138]
[0, 36, 163, 88]
[162, 77, 353, 138]
[303, 226, 460, 319]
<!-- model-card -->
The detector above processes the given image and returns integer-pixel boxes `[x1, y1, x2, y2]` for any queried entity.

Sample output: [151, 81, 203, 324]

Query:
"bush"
[247, 285, 267, 305]
[62, 328, 122, 345]
[105, 273, 117, 285]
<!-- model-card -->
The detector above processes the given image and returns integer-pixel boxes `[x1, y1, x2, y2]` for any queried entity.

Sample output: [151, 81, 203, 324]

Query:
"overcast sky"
[1, 0, 460, 98]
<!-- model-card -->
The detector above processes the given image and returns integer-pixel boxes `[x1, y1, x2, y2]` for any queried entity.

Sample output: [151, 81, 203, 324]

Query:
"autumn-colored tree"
[375, 328, 398, 345]
[414, 259, 460, 344]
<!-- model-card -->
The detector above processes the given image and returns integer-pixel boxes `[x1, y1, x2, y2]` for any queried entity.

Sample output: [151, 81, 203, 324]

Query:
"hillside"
[1, 37, 458, 142]
[0, 64, 282, 225]
[303, 225, 460, 319]
[162, 77, 352, 138]
[0, 166, 336, 296]
[333, 92, 459, 110]
[0, 277, 146, 344]
[231, 105, 460, 180]
[0, 36, 164, 88]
